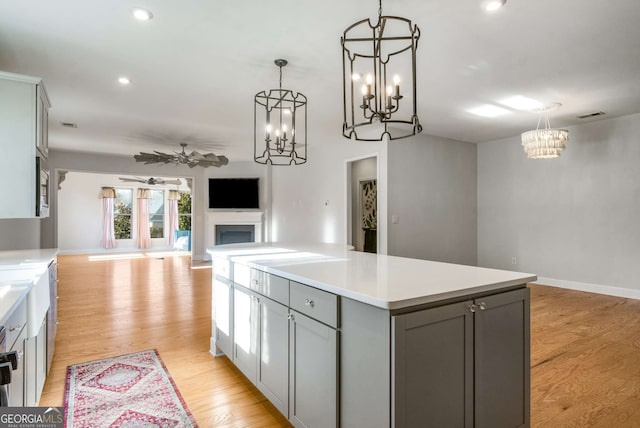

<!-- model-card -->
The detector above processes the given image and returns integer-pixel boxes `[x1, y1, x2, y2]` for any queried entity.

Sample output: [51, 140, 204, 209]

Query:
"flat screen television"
[208, 178, 259, 209]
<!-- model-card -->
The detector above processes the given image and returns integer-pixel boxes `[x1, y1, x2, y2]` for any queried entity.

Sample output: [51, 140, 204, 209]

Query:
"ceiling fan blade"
[163, 179, 182, 185]
[119, 177, 145, 183]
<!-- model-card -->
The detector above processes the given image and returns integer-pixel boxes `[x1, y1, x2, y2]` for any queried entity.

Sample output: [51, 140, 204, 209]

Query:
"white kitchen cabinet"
[7, 327, 26, 407]
[212, 275, 233, 358]
[24, 317, 48, 407]
[233, 286, 258, 383]
[289, 310, 338, 428]
[5, 297, 27, 407]
[35, 318, 47, 404]
[0, 71, 51, 218]
[233, 282, 290, 418]
[36, 85, 49, 159]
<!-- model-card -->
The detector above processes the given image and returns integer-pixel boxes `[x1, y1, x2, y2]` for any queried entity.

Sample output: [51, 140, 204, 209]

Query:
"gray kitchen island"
[207, 243, 536, 428]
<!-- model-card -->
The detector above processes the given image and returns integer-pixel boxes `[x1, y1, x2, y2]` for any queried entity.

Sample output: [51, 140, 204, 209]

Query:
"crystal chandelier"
[341, 0, 422, 141]
[254, 59, 307, 166]
[521, 104, 569, 159]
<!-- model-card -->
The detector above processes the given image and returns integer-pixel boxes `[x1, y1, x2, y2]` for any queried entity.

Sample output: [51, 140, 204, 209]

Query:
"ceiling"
[1, 0, 639, 162]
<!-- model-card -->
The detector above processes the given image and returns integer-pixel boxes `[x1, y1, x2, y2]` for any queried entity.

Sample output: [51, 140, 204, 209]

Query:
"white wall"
[478, 113, 640, 297]
[46, 149, 208, 258]
[270, 127, 388, 253]
[387, 133, 478, 265]
[58, 172, 190, 253]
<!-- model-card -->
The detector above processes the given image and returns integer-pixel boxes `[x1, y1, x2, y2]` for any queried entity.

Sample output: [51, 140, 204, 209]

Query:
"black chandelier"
[341, 0, 422, 141]
[254, 59, 307, 165]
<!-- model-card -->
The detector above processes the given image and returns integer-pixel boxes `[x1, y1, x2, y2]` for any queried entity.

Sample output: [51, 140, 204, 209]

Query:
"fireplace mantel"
[206, 211, 263, 250]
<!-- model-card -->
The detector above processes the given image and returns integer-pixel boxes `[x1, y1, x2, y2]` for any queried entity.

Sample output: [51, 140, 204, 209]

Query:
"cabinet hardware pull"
[468, 304, 477, 313]
[9, 324, 22, 332]
[288, 314, 295, 321]
[305, 299, 315, 308]
[479, 302, 487, 311]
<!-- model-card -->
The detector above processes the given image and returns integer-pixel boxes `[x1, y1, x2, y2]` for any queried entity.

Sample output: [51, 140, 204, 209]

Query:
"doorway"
[347, 156, 378, 253]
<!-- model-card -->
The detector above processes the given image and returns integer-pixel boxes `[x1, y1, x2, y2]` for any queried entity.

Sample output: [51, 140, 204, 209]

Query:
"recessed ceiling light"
[499, 96, 544, 111]
[483, 0, 506, 12]
[118, 76, 131, 85]
[131, 8, 153, 21]
[468, 104, 511, 118]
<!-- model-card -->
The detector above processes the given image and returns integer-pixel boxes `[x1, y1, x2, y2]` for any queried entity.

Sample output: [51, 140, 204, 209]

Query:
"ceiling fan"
[118, 177, 182, 186]
[133, 143, 229, 168]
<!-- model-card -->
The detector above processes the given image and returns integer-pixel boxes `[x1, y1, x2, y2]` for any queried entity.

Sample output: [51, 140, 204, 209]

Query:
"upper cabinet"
[0, 71, 51, 219]
[36, 85, 50, 159]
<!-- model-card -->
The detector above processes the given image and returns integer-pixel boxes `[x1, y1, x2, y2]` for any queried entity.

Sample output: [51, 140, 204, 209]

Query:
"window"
[149, 189, 164, 238]
[178, 191, 192, 231]
[114, 189, 132, 239]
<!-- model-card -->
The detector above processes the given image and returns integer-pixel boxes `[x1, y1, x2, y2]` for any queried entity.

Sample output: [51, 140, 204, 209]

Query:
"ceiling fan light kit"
[341, 0, 422, 141]
[133, 143, 229, 168]
[254, 59, 308, 166]
[521, 103, 569, 159]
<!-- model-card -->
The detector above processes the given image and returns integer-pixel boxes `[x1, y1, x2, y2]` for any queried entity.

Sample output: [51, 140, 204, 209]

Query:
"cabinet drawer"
[214, 258, 231, 279]
[234, 265, 289, 306]
[6, 298, 27, 350]
[290, 281, 339, 328]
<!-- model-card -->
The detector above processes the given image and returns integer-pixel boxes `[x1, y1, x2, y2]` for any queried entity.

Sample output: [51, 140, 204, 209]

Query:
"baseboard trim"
[534, 276, 640, 300]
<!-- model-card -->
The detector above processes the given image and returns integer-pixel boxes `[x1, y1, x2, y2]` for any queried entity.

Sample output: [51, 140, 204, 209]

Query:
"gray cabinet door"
[213, 276, 234, 358]
[7, 328, 26, 407]
[392, 300, 474, 428]
[257, 296, 289, 417]
[289, 311, 338, 428]
[233, 286, 258, 383]
[475, 288, 530, 428]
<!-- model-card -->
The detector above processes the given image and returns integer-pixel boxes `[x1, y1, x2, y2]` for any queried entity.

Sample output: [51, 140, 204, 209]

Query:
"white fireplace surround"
[206, 211, 263, 250]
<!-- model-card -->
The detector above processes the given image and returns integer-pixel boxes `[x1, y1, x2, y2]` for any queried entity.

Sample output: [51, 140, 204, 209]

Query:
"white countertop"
[207, 243, 537, 310]
[0, 249, 56, 331]
[0, 248, 58, 269]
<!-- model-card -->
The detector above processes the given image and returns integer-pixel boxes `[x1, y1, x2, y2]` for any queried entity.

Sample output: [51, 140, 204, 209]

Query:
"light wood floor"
[529, 284, 640, 427]
[39, 254, 291, 427]
[39, 255, 640, 427]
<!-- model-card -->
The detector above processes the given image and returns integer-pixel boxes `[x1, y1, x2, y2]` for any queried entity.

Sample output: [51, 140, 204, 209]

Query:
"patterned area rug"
[64, 349, 198, 427]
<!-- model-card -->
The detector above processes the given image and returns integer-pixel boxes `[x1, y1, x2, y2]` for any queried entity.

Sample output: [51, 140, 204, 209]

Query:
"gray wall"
[478, 113, 640, 293]
[0, 218, 41, 250]
[387, 134, 477, 265]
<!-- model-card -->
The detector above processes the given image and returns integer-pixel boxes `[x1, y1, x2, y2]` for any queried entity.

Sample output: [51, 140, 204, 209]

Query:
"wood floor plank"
[38, 255, 640, 427]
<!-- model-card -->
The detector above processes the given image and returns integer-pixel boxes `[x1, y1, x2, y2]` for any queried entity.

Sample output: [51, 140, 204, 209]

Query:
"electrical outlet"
[391, 215, 400, 224]
[511, 257, 517, 265]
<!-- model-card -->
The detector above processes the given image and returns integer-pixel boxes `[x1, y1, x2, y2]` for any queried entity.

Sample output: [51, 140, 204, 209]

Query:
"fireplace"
[206, 211, 263, 252]
[216, 224, 255, 245]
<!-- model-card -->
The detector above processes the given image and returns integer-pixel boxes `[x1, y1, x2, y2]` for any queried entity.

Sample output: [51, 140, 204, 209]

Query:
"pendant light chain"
[378, 0, 382, 17]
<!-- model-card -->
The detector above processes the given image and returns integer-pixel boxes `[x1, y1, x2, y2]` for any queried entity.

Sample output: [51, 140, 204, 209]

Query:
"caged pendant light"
[254, 59, 307, 166]
[341, 0, 422, 141]
[521, 103, 569, 159]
